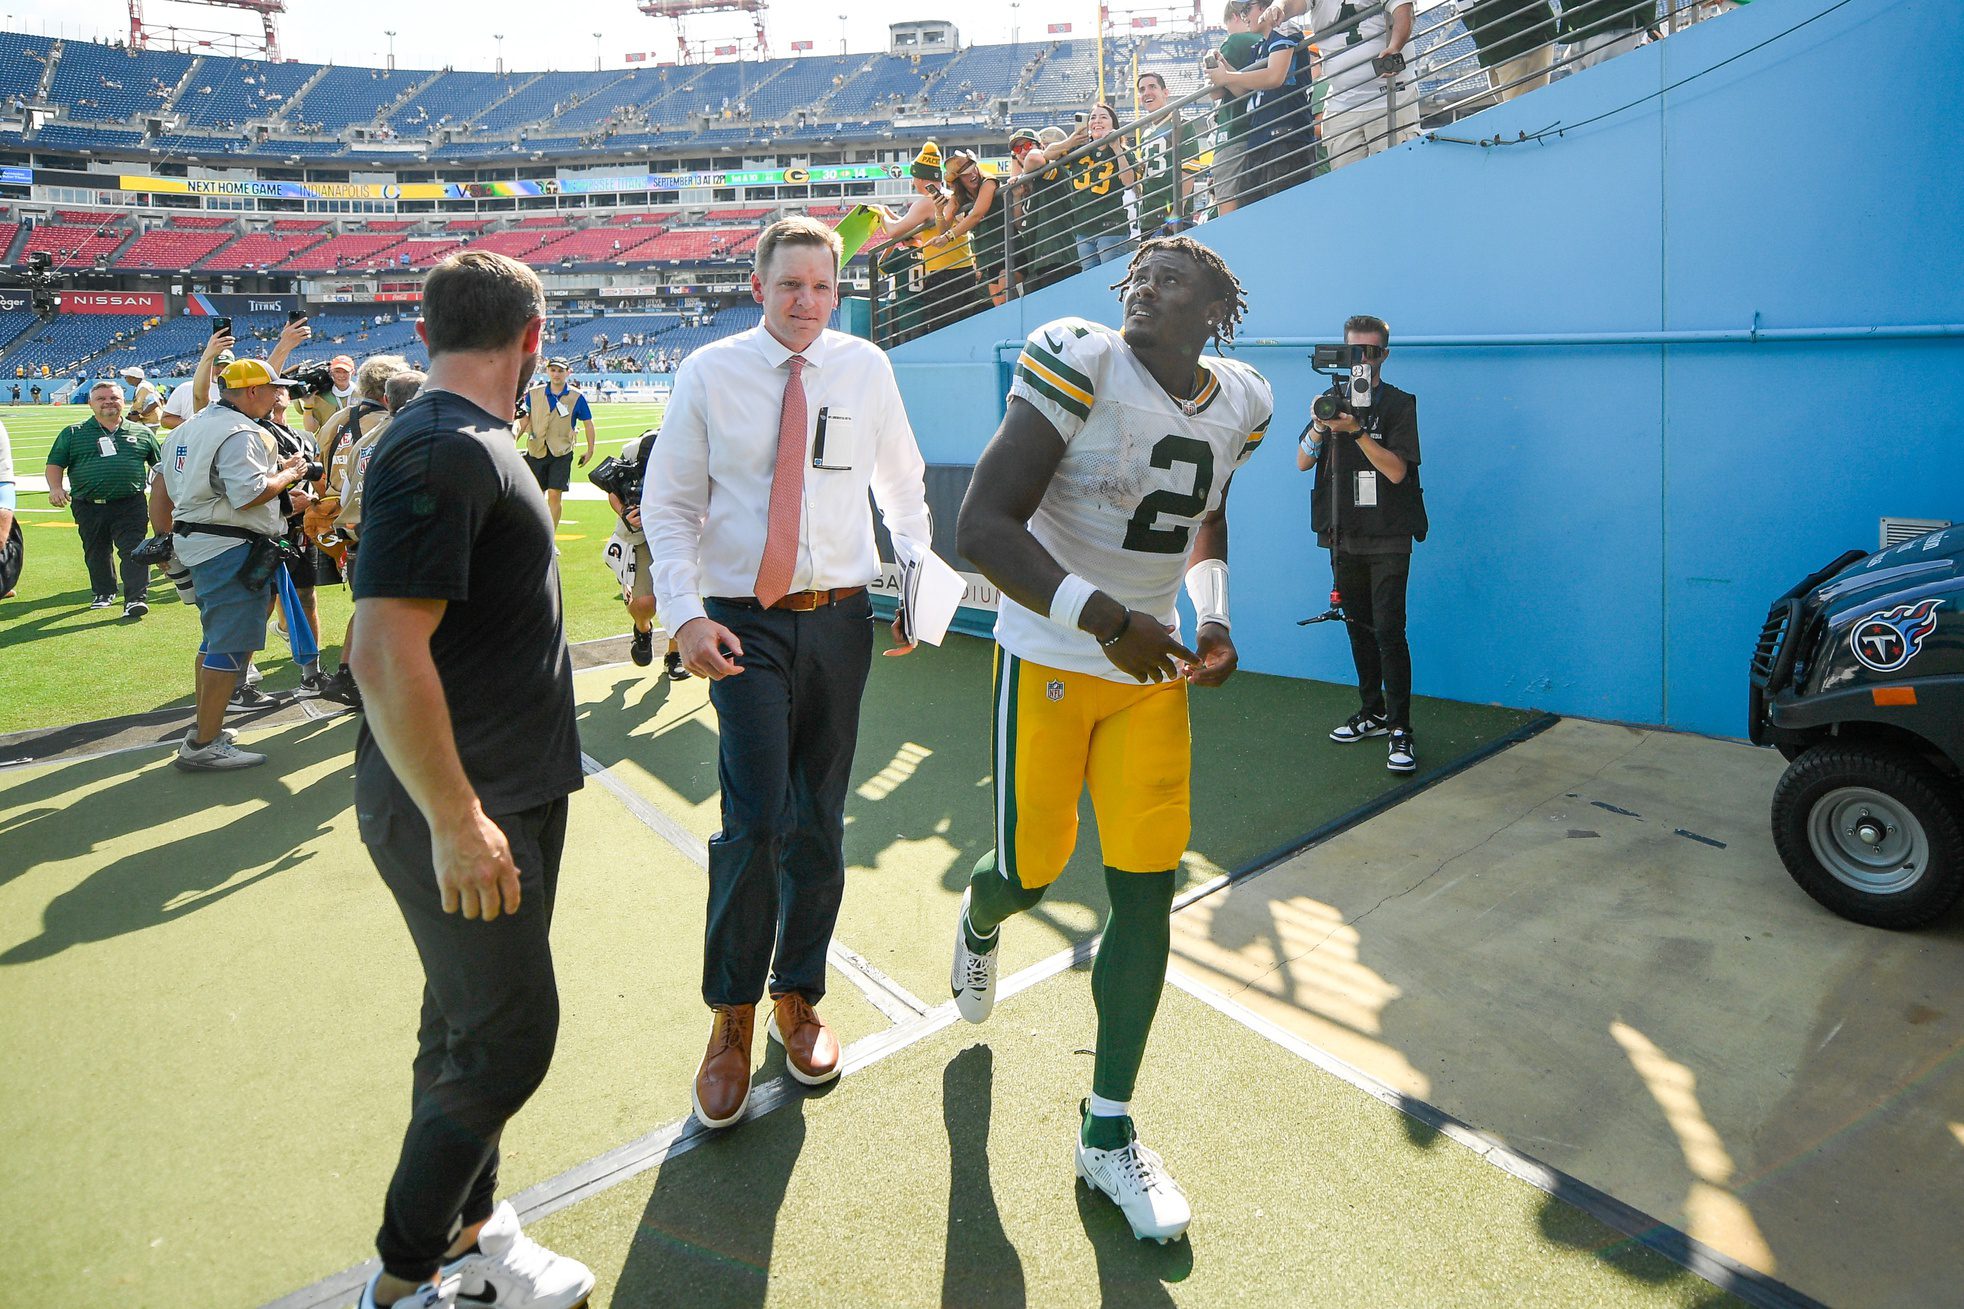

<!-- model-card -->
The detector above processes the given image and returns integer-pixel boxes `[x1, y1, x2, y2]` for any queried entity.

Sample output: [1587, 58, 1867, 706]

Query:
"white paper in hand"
[892, 536, 965, 647]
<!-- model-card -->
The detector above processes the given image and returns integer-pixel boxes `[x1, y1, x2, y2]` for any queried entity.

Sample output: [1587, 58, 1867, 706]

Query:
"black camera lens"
[1312, 393, 1347, 422]
[304, 461, 326, 482]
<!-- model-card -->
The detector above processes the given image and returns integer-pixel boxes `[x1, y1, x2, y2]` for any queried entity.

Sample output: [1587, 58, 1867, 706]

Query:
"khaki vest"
[523, 383, 578, 458]
[166, 405, 283, 539]
[336, 414, 393, 538]
[303, 391, 345, 433]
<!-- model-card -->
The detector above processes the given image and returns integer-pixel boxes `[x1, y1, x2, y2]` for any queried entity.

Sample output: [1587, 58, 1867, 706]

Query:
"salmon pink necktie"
[753, 353, 807, 607]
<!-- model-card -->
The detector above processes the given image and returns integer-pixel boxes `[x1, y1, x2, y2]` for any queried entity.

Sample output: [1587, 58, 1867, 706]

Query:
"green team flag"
[833, 204, 884, 262]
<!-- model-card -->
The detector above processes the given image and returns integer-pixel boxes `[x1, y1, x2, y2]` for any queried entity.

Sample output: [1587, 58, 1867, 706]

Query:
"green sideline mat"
[523, 971, 1739, 1309]
[0, 718, 885, 1309]
[575, 633, 1540, 1004]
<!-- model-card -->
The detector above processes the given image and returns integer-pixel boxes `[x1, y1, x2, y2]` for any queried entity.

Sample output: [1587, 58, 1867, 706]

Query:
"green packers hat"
[1008, 128, 1041, 151]
[910, 140, 944, 180]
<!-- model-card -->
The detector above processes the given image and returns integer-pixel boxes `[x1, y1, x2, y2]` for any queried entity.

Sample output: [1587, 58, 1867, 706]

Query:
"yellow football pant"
[991, 650, 1191, 888]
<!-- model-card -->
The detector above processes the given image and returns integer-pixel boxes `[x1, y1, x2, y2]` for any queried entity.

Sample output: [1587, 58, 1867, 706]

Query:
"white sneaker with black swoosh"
[442, 1202, 594, 1309]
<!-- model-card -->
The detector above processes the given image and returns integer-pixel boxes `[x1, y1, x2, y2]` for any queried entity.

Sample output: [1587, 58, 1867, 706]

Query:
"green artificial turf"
[576, 635, 1539, 1006]
[0, 402, 667, 735]
[525, 971, 1739, 1309]
[0, 715, 885, 1309]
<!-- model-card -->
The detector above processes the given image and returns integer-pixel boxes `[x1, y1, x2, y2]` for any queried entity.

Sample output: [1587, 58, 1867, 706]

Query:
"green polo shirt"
[48, 416, 161, 502]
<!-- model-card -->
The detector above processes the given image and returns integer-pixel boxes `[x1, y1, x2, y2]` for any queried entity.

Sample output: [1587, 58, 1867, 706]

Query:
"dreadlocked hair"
[1109, 235, 1249, 350]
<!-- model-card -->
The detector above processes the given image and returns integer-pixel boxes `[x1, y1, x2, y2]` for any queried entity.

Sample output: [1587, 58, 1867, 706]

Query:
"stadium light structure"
[640, 0, 770, 63]
[129, 0, 285, 61]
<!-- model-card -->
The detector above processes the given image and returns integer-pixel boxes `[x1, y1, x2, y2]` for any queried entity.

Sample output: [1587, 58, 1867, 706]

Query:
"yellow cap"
[218, 359, 299, 389]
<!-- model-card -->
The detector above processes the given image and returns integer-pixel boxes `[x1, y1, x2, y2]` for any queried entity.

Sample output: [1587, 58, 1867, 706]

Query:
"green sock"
[1087, 866, 1175, 1126]
[1081, 1101, 1134, 1151]
[965, 848, 1043, 951]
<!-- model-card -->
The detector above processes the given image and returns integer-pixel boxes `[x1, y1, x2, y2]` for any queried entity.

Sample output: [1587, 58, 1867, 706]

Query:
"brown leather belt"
[712, 585, 867, 613]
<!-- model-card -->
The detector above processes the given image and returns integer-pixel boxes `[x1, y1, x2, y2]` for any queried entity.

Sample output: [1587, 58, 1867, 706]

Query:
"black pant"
[702, 592, 874, 1008]
[1333, 552, 1413, 731]
[71, 494, 149, 602]
[364, 795, 569, 1282]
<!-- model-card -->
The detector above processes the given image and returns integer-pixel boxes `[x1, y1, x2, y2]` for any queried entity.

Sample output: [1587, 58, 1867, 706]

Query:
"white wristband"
[1049, 572, 1100, 633]
[1186, 557, 1229, 631]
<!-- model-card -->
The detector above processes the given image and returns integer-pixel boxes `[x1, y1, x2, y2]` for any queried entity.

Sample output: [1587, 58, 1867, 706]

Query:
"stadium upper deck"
[0, 13, 1480, 166]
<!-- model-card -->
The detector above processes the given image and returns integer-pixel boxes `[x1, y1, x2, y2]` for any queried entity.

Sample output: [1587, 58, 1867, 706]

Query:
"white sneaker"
[442, 1201, 595, 1309]
[949, 886, 999, 1024]
[175, 729, 267, 772]
[1075, 1112, 1193, 1244]
[358, 1269, 454, 1309]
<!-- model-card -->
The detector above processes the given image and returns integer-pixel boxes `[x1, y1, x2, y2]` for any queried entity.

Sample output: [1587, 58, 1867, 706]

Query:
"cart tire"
[1771, 745, 1964, 929]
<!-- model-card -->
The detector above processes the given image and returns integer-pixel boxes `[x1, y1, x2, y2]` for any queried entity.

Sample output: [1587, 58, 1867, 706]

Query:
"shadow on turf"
[611, 1066, 810, 1309]
[0, 719, 355, 961]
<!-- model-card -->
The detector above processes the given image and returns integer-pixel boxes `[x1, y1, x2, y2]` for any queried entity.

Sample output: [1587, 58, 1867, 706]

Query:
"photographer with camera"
[593, 429, 688, 680]
[300, 353, 356, 436]
[1297, 314, 1426, 773]
[164, 316, 311, 430]
[159, 359, 317, 772]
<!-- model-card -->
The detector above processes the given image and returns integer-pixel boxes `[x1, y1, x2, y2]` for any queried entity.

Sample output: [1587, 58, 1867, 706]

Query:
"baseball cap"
[121, 366, 145, 380]
[546, 357, 570, 369]
[219, 359, 303, 389]
[329, 354, 355, 370]
[1008, 128, 1041, 153]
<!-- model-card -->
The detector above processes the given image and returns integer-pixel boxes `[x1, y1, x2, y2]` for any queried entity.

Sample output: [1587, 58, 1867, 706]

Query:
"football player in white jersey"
[951, 236, 1271, 1243]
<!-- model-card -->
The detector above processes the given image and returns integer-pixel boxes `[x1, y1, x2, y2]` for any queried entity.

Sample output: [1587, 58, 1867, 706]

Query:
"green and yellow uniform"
[1070, 144, 1129, 243]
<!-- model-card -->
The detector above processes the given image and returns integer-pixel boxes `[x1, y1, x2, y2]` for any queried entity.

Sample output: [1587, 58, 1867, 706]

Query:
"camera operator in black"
[1297, 314, 1427, 773]
[594, 429, 686, 680]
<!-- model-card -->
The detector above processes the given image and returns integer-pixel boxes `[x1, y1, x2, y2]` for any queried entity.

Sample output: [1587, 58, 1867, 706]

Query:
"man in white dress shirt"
[642, 216, 934, 1129]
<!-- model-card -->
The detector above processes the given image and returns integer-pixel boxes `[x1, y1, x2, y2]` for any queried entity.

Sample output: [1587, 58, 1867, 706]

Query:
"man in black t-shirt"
[1296, 314, 1427, 774]
[347, 250, 594, 1309]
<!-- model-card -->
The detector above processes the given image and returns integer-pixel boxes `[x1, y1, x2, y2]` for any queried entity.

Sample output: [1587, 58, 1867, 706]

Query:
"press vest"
[167, 404, 284, 540]
[1309, 385, 1428, 544]
[524, 384, 578, 457]
[336, 406, 394, 537]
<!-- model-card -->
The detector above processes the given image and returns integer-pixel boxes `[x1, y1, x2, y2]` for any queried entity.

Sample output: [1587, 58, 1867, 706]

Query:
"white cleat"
[441, 1201, 595, 1309]
[358, 1269, 454, 1309]
[949, 887, 999, 1024]
[1075, 1118, 1193, 1244]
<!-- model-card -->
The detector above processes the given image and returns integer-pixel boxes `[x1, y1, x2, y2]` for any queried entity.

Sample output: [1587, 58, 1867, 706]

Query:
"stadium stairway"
[34, 39, 60, 102]
[157, 54, 204, 117]
[373, 70, 444, 129]
[454, 72, 541, 130]
[269, 62, 334, 128]
[2, 221, 28, 264]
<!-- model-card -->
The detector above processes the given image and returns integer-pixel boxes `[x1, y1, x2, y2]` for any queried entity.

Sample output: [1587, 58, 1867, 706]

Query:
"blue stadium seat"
[173, 55, 319, 130]
[473, 71, 625, 135]
[386, 71, 524, 130]
[46, 40, 193, 122]
[285, 65, 423, 132]
[0, 32, 57, 104]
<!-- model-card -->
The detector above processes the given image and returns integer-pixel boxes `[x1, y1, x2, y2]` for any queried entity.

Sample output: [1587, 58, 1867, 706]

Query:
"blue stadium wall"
[884, 0, 1964, 739]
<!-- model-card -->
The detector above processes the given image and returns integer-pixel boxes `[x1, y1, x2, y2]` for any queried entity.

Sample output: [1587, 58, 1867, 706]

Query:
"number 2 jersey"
[998, 316, 1272, 681]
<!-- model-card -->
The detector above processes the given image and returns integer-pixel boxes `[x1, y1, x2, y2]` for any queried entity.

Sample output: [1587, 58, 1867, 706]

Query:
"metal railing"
[870, 0, 1738, 347]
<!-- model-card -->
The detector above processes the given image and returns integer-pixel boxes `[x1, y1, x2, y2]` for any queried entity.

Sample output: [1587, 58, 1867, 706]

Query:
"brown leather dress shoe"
[692, 1003, 755, 1128]
[767, 992, 841, 1086]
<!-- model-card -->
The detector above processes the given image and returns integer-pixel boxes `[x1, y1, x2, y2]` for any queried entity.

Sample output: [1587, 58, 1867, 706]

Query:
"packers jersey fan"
[999, 316, 1272, 680]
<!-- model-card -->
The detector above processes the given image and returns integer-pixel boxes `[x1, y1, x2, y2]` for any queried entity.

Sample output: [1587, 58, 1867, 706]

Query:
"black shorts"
[524, 451, 575, 492]
[280, 526, 321, 591]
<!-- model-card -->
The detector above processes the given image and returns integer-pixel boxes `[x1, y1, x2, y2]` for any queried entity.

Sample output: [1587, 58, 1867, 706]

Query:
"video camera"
[1309, 343, 1380, 422]
[587, 453, 645, 507]
[290, 362, 337, 398]
[2, 251, 64, 320]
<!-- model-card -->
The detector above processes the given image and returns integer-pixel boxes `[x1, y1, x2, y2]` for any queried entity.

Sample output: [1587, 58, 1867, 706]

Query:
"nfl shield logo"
[173, 446, 187, 472]
[1046, 680, 1064, 702]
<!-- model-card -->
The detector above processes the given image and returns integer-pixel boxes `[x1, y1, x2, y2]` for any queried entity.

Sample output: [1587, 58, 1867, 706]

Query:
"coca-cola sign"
[63, 291, 168, 315]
